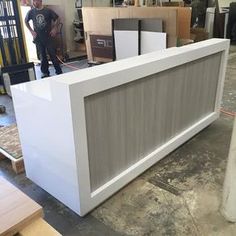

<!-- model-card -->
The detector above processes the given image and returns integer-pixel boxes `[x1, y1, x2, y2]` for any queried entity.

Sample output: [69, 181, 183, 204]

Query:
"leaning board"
[0, 177, 43, 235]
[11, 39, 229, 216]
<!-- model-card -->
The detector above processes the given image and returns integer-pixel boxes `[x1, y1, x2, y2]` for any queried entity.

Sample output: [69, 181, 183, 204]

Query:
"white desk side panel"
[141, 32, 166, 54]
[11, 79, 81, 214]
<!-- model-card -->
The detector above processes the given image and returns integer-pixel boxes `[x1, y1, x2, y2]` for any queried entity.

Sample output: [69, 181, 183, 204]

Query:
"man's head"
[33, 0, 42, 9]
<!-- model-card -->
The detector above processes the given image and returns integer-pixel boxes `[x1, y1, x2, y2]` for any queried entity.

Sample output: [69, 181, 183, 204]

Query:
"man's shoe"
[41, 73, 50, 78]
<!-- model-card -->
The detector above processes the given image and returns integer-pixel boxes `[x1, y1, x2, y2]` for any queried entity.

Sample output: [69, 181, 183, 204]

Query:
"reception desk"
[11, 39, 229, 216]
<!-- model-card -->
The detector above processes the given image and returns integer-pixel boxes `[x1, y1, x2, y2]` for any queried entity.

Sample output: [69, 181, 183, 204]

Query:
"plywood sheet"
[82, 7, 119, 33]
[0, 177, 43, 236]
[117, 7, 130, 18]
[167, 7, 191, 39]
[177, 7, 191, 39]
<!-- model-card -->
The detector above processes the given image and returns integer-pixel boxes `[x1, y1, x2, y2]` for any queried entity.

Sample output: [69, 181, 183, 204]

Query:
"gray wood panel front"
[84, 52, 222, 192]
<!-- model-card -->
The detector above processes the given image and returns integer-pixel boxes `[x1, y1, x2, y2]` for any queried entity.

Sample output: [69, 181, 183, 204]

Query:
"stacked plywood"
[82, 7, 191, 62]
[0, 177, 61, 236]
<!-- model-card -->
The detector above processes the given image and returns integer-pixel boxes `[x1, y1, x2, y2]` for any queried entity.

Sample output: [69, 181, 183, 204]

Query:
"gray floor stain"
[92, 179, 198, 236]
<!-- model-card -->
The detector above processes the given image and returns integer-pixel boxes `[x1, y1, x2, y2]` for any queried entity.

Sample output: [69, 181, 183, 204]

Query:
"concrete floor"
[34, 59, 89, 80]
[1, 46, 236, 235]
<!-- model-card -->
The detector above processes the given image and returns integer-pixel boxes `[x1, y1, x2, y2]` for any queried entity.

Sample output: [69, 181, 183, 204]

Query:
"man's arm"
[50, 17, 60, 37]
[24, 11, 37, 39]
[49, 9, 60, 37]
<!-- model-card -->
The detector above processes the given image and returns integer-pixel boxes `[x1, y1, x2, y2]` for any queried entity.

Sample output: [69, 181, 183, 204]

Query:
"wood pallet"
[0, 124, 25, 174]
[0, 152, 24, 174]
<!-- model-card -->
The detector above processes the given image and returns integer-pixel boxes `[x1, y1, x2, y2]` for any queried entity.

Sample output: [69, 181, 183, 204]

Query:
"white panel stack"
[113, 19, 140, 60]
[113, 18, 167, 59]
[140, 19, 166, 54]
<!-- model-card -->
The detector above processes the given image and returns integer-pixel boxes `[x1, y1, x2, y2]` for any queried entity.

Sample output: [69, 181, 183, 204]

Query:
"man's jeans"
[36, 37, 62, 75]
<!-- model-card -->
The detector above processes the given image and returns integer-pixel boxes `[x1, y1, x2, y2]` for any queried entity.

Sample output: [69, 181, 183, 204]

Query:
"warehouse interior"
[1, 0, 236, 235]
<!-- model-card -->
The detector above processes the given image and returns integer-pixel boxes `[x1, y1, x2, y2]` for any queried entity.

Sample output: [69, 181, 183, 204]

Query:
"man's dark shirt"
[25, 7, 58, 43]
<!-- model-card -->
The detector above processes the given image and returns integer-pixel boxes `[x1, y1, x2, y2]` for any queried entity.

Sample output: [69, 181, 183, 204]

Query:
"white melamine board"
[205, 8, 215, 38]
[11, 39, 229, 216]
[141, 32, 166, 54]
[114, 30, 139, 60]
[11, 81, 81, 214]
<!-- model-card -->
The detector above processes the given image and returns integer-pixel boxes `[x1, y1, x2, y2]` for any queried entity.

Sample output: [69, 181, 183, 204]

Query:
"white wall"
[21, 6, 38, 62]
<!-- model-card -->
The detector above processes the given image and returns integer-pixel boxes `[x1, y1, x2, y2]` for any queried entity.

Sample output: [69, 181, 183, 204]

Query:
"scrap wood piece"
[0, 177, 43, 236]
[19, 218, 62, 236]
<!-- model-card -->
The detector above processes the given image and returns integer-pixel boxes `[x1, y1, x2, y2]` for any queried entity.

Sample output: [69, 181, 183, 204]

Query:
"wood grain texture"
[85, 53, 222, 192]
[0, 177, 43, 236]
[167, 7, 191, 39]
[19, 218, 61, 236]
[11, 159, 25, 174]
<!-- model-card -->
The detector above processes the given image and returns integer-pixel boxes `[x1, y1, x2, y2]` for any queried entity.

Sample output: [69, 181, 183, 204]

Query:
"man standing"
[25, 0, 62, 78]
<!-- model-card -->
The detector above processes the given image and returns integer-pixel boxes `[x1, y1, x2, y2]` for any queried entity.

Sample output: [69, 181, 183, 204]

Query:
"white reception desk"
[12, 39, 229, 216]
